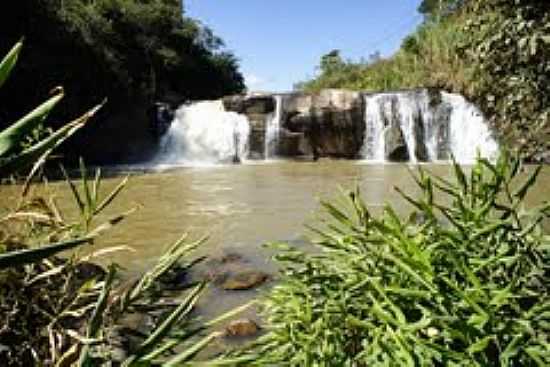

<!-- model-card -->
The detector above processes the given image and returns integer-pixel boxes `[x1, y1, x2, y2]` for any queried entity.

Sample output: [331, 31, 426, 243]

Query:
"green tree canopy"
[418, 0, 465, 17]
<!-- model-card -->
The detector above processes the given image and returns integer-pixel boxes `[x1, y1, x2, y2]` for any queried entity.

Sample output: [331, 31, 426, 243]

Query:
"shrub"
[462, 0, 550, 160]
[241, 153, 550, 365]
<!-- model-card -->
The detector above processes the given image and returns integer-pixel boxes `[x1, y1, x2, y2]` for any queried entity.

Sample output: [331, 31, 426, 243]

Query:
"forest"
[0, 0, 245, 163]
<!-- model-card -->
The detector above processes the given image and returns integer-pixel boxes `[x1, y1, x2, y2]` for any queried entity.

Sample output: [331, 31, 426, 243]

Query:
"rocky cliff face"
[285, 89, 365, 159]
[224, 89, 365, 159]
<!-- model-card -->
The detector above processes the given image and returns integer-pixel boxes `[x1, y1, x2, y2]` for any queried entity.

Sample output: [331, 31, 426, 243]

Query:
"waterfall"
[265, 95, 283, 159]
[362, 94, 387, 162]
[156, 100, 250, 165]
[361, 90, 498, 163]
[443, 92, 499, 162]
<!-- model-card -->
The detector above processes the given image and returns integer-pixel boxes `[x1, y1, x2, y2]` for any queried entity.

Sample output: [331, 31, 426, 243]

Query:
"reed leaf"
[0, 237, 92, 269]
[0, 90, 64, 157]
[0, 40, 22, 89]
[0, 103, 102, 176]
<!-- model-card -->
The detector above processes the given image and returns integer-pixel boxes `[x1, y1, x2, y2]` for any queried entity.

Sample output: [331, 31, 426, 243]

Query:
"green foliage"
[0, 41, 102, 177]
[0, 41, 249, 365]
[0, 1, 245, 159]
[0, 237, 93, 270]
[298, 15, 471, 93]
[462, 0, 550, 160]
[418, 0, 465, 17]
[239, 153, 550, 366]
[0, 39, 21, 89]
[0, 162, 252, 366]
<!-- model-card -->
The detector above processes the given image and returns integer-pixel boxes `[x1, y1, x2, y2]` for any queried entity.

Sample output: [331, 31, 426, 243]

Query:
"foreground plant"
[0, 40, 102, 178]
[0, 41, 250, 366]
[237, 153, 549, 366]
[1, 161, 254, 366]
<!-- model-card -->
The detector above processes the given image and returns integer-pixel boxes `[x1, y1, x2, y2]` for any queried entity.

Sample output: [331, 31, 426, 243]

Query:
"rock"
[221, 270, 269, 290]
[148, 102, 174, 137]
[225, 319, 260, 337]
[223, 95, 275, 114]
[284, 89, 365, 159]
[223, 89, 366, 159]
[385, 121, 409, 161]
[222, 95, 246, 113]
[224, 96, 276, 159]
[277, 130, 305, 156]
[219, 252, 244, 264]
[381, 98, 409, 162]
[413, 114, 429, 162]
[202, 252, 270, 290]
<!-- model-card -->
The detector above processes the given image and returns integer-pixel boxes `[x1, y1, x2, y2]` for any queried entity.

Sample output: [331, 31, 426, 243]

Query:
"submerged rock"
[221, 270, 269, 290]
[225, 319, 260, 337]
[201, 251, 270, 290]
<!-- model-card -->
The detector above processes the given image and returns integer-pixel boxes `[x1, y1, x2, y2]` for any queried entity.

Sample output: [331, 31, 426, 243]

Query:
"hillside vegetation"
[0, 0, 245, 163]
[298, 0, 550, 161]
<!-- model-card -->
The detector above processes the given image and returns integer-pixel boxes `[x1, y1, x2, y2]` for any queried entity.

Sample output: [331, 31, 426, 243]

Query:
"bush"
[241, 153, 550, 365]
[462, 0, 550, 160]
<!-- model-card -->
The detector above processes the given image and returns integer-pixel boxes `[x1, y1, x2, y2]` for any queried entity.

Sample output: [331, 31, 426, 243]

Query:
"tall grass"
[235, 153, 550, 365]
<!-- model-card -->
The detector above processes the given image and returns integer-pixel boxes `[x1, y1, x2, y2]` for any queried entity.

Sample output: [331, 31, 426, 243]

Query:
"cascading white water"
[361, 94, 387, 162]
[156, 100, 250, 165]
[397, 94, 420, 164]
[265, 95, 283, 159]
[361, 90, 498, 163]
[443, 92, 499, 162]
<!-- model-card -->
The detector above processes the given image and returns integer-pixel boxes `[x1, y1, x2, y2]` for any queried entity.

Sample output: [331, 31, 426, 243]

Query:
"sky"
[185, 0, 424, 92]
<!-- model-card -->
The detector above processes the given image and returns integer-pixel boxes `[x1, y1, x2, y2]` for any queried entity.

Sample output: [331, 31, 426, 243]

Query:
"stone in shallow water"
[221, 270, 269, 290]
[219, 252, 244, 264]
[225, 319, 260, 337]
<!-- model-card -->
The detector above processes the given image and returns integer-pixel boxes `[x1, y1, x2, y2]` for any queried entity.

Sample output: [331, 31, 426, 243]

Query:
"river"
[2, 160, 549, 328]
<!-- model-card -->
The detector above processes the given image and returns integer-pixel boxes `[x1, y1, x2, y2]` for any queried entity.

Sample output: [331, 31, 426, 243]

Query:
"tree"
[319, 50, 345, 75]
[418, 0, 464, 17]
[0, 0, 245, 163]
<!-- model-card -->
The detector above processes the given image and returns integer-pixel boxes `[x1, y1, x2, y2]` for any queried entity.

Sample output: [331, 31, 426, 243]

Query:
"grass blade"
[0, 40, 22, 89]
[0, 237, 92, 270]
[0, 89, 64, 157]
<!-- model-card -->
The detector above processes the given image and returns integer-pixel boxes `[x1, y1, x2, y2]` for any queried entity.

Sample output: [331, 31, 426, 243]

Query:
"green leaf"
[467, 336, 493, 355]
[0, 90, 64, 157]
[0, 237, 93, 270]
[125, 282, 207, 364]
[78, 265, 116, 367]
[513, 165, 542, 201]
[0, 40, 22, 89]
[164, 331, 224, 366]
[0, 102, 101, 176]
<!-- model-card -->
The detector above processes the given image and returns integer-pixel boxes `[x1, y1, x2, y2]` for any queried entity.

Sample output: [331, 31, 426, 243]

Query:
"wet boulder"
[225, 319, 260, 337]
[202, 251, 270, 291]
[221, 270, 269, 290]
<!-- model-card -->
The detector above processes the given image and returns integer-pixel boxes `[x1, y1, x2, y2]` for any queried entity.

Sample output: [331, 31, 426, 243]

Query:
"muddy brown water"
[2, 160, 549, 347]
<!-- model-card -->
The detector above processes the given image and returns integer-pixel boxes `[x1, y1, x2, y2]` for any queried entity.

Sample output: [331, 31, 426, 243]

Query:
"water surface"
[2, 160, 548, 322]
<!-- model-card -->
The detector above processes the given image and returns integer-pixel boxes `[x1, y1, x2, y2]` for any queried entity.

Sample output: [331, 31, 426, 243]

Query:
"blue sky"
[185, 0, 424, 92]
